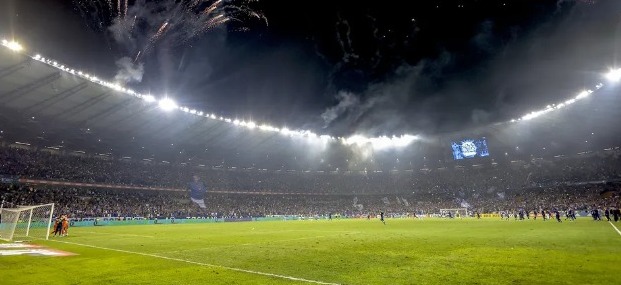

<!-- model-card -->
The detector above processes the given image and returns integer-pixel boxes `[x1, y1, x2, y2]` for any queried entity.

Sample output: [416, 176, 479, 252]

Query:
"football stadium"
[0, 1, 620, 284]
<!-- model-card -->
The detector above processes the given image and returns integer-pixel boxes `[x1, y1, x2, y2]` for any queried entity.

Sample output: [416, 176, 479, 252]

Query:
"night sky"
[0, 0, 619, 137]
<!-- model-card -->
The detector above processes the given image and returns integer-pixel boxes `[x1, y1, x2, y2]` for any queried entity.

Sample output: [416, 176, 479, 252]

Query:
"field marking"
[49, 240, 340, 285]
[79, 231, 155, 238]
[609, 222, 621, 237]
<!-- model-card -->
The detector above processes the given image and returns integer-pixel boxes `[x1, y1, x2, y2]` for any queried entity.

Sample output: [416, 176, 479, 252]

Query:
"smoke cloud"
[114, 57, 144, 83]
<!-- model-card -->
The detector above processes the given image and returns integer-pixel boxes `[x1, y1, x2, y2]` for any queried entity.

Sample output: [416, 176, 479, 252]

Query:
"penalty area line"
[48, 240, 339, 285]
[609, 221, 621, 237]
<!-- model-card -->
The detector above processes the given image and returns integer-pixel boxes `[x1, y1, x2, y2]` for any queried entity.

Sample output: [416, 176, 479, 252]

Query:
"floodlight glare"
[142, 95, 156, 102]
[606, 69, 621, 82]
[2, 40, 23, 52]
[158, 98, 178, 111]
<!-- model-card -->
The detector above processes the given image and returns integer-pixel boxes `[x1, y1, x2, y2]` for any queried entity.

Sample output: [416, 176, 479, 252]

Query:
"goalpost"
[439, 208, 469, 218]
[0, 203, 54, 241]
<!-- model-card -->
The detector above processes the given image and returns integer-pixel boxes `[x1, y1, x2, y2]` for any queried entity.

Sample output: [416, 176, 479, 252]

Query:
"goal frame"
[0, 203, 55, 241]
[439, 208, 469, 218]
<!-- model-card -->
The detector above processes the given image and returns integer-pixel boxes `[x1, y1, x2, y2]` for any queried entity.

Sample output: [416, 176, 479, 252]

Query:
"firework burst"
[73, 0, 266, 58]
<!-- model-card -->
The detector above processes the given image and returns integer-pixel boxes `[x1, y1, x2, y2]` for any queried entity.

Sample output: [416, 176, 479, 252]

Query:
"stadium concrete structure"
[1, 39, 620, 174]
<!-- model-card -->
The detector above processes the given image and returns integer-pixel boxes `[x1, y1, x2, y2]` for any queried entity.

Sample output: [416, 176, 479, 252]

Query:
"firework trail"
[72, 0, 267, 83]
[140, 21, 171, 54]
[156, 22, 170, 38]
[204, 15, 229, 31]
[107, 0, 113, 18]
[133, 51, 141, 63]
[130, 15, 137, 33]
[203, 0, 222, 15]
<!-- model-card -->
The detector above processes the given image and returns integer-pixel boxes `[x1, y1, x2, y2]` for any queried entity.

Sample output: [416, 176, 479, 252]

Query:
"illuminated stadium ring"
[1, 37, 617, 149]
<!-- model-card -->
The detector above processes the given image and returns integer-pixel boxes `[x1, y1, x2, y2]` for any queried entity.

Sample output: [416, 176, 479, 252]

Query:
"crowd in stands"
[0, 145, 620, 218]
[1, 182, 619, 219]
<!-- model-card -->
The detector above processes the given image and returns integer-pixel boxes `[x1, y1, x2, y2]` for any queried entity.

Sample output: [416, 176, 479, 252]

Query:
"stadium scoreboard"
[451, 137, 490, 160]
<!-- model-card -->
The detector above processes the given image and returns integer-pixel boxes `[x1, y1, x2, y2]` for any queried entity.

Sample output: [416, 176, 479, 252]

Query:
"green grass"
[1, 218, 619, 285]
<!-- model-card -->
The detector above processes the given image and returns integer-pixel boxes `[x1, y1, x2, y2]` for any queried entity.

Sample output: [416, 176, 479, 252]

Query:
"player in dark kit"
[188, 175, 207, 209]
[380, 211, 386, 225]
[604, 209, 611, 221]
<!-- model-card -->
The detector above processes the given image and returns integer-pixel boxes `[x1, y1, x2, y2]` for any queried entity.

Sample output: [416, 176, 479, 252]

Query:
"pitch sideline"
[608, 221, 621, 237]
[49, 240, 340, 285]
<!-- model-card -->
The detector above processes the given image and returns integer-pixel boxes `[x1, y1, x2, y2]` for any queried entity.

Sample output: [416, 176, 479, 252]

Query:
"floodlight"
[575, 90, 590, 99]
[142, 95, 156, 102]
[3, 40, 22, 52]
[246, 121, 256, 129]
[606, 69, 621, 82]
[158, 98, 178, 111]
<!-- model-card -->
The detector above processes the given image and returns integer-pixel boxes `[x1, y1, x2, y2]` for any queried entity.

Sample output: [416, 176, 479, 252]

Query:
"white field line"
[609, 221, 621, 237]
[157, 232, 354, 255]
[49, 240, 340, 285]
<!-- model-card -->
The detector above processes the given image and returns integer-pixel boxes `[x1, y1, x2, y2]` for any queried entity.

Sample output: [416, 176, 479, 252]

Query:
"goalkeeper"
[188, 175, 207, 209]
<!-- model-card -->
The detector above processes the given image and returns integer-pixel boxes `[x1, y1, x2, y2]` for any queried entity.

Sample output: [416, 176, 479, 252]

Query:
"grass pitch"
[1, 218, 619, 285]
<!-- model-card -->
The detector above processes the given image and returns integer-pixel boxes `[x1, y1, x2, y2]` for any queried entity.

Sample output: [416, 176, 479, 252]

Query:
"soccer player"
[61, 215, 69, 236]
[188, 175, 207, 210]
[380, 211, 386, 225]
[612, 208, 620, 222]
[555, 210, 562, 223]
[604, 208, 611, 222]
[53, 217, 63, 236]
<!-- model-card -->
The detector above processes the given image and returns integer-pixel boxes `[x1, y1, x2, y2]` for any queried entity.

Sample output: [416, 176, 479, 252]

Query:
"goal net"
[439, 208, 469, 218]
[0, 203, 54, 241]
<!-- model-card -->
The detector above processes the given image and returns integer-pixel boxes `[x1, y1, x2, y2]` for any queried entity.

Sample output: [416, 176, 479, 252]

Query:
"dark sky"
[0, 0, 619, 137]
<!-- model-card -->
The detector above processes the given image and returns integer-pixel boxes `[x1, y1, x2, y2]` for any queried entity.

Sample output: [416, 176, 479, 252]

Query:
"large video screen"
[451, 138, 490, 160]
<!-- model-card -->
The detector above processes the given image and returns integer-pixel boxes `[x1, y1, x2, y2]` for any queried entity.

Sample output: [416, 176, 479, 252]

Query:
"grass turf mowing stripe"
[49, 239, 340, 285]
[155, 232, 354, 255]
[609, 221, 621, 237]
[79, 231, 155, 238]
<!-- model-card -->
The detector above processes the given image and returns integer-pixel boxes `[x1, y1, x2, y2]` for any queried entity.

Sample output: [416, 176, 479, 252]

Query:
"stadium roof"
[0, 45, 300, 155]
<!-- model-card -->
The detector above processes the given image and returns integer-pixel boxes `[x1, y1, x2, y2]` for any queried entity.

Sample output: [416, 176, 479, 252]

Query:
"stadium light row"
[2, 38, 620, 149]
